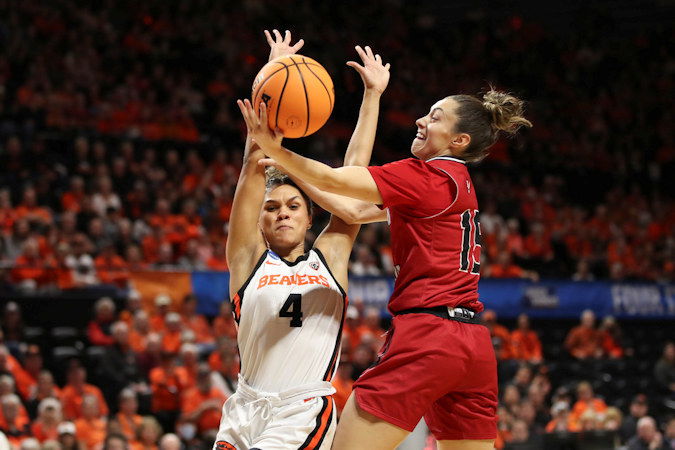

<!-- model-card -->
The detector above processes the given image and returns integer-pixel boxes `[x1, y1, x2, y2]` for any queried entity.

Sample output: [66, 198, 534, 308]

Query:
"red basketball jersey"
[367, 156, 483, 314]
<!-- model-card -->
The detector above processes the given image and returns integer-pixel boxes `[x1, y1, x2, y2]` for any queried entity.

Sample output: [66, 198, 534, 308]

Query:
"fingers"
[283, 29, 291, 44]
[375, 54, 382, 63]
[384, 63, 391, 70]
[364, 45, 374, 59]
[354, 45, 367, 62]
[258, 158, 278, 167]
[291, 39, 305, 52]
[259, 101, 268, 127]
[272, 29, 283, 42]
[264, 30, 274, 46]
[346, 61, 365, 74]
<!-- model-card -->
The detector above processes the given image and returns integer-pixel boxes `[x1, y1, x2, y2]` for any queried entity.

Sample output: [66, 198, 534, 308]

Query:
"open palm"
[347, 45, 391, 94]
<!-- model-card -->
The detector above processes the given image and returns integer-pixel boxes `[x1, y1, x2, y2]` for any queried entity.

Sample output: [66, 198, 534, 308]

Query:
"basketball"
[252, 55, 335, 139]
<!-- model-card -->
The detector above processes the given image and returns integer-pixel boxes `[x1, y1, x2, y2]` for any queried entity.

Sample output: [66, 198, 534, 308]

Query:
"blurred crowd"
[0, 0, 672, 284]
[0, 297, 673, 449]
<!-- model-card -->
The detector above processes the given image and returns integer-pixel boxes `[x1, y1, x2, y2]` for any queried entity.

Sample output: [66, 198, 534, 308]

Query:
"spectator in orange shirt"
[26, 370, 62, 418]
[150, 294, 172, 333]
[177, 343, 199, 390]
[0, 394, 31, 447]
[61, 176, 86, 213]
[599, 316, 626, 358]
[149, 352, 188, 433]
[179, 364, 227, 438]
[342, 306, 366, 354]
[545, 401, 575, 432]
[31, 397, 62, 443]
[331, 357, 354, 417]
[131, 416, 162, 450]
[95, 242, 129, 288]
[74, 394, 107, 450]
[482, 309, 513, 360]
[129, 310, 151, 354]
[212, 302, 237, 341]
[208, 338, 239, 396]
[206, 240, 228, 271]
[86, 296, 116, 347]
[486, 252, 539, 281]
[119, 290, 143, 326]
[60, 364, 109, 420]
[564, 309, 602, 359]
[17, 344, 43, 403]
[568, 381, 607, 431]
[510, 314, 543, 364]
[161, 313, 183, 354]
[109, 388, 142, 443]
[180, 295, 214, 353]
[11, 237, 51, 289]
[14, 186, 53, 226]
[0, 345, 33, 401]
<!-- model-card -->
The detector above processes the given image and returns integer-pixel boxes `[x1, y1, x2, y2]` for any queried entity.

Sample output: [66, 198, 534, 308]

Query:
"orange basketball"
[252, 55, 334, 139]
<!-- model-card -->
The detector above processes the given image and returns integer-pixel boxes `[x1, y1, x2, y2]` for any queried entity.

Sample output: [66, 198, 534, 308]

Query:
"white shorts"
[214, 376, 336, 450]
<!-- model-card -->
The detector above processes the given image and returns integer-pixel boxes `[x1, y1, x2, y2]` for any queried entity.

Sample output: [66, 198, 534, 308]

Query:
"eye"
[430, 115, 439, 122]
[289, 204, 300, 210]
[266, 205, 277, 212]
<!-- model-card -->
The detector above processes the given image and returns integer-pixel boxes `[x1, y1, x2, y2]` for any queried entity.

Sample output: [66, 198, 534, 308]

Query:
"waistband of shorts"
[236, 374, 336, 406]
[395, 306, 481, 324]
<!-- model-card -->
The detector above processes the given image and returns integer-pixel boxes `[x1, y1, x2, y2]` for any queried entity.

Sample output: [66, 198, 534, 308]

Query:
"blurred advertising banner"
[129, 271, 674, 319]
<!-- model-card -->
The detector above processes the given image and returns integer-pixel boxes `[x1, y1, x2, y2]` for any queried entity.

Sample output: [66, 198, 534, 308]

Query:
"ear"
[449, 132, 471, 151]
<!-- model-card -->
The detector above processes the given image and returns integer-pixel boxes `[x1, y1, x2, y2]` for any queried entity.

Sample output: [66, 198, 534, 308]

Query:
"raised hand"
[346, 45, 391, 94]
[265, 29, 305, 62]
[237, 99, 283, 151]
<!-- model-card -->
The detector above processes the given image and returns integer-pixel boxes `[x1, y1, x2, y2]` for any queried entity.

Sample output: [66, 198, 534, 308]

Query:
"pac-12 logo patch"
[310, 261, 320, 270]
[215, 441, 237, 450]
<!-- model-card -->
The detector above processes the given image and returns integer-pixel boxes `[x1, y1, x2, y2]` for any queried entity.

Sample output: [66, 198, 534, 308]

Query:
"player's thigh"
[331, 392, 410, 450]
[255, 395, 335, 450]
[436, 439, 495, 450]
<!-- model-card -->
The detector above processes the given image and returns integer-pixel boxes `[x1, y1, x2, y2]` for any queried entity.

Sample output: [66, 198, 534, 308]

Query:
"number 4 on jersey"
[279, 293, 303, 327]
[460, 209, 481, 275]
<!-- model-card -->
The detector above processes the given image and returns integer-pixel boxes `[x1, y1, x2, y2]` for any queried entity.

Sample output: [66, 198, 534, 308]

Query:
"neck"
[271, 244, 306, 262]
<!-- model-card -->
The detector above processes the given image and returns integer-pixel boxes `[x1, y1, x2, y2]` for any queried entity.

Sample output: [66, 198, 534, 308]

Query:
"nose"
[276, 207, 290, 220]
[415, 116, 426, 129]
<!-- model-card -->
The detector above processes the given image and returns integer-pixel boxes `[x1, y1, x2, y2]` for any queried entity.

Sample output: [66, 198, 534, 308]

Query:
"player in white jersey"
[215, 31, 390, 450]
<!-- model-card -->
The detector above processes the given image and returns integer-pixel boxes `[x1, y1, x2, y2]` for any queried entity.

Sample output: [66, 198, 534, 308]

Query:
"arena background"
[0, 0, 673, 449]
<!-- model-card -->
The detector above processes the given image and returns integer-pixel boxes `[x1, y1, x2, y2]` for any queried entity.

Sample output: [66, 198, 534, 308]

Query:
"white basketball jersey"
[232, 249, 346, 393]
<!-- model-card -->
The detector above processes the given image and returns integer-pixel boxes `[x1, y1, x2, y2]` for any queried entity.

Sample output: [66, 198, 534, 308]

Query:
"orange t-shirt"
[161, 330, 182, 353]
[114, 412, 142, 442]
[181, 386, 227, 432]
[510, 329, 543, 361]
[31, 420, 59, 442]
[565, 326, 601, 359]
[184, 315, 213, 344]
[74, 417, 107, 449]
[129, 329, 149, 353]
[149, 367, 189, 412]
[60, 384, 109, 420]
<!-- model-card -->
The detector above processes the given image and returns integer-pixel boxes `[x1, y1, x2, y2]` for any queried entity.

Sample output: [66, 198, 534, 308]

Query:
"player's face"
[412, 98, 460, 160]
[260, 184, 311, 251]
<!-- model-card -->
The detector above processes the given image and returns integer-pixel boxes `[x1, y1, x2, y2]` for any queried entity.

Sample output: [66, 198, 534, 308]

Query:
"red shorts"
[353, 313, 498, 440]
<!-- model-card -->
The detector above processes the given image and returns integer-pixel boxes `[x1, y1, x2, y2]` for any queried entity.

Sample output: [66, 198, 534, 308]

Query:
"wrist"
[363, 89, 383, 99]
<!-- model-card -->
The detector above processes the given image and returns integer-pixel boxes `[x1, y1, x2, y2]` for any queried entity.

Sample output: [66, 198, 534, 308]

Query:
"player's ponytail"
[450, 89, 532, 163]
[482, 90, 532, 134]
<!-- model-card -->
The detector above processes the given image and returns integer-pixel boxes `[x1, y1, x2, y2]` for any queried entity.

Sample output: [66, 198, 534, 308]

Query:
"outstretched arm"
[238, 108, 383, 204]
[288, 45, 389, 224]
[227, 30, 306, 296]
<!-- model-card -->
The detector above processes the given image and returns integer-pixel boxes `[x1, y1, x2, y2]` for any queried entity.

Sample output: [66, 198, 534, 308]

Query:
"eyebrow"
[430, 107, 445, 116]
[264, 196, 302, 204]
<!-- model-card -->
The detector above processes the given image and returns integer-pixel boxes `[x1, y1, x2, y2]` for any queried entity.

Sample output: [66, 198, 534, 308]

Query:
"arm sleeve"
[367, 158, 458, 213]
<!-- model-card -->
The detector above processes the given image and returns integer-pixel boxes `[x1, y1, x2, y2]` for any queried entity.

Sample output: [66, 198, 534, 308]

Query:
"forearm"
[260, 145, 382, 203]
[344, 90, 381, 167]
[292, 177, 385, 224]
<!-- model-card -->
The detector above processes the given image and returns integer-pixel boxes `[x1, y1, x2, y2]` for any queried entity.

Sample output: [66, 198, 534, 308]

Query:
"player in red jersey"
[240, 88, 531, 449]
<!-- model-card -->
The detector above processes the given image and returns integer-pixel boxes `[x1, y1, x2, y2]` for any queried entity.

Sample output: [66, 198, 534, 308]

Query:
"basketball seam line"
[302, 57, 333, 111]
[292, 58, 311, 136]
